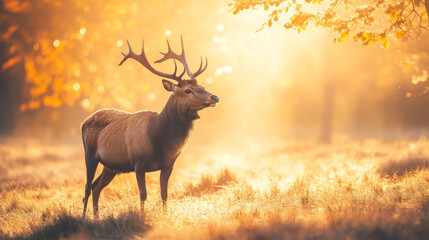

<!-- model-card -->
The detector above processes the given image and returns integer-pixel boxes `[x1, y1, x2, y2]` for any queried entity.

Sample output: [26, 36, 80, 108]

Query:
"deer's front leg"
[135, 167, 147, 214]
[160, 164, 174, 212]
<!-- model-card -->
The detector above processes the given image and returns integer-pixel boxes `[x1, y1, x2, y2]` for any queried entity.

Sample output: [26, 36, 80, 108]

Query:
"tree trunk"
[0, 42, 25, 135]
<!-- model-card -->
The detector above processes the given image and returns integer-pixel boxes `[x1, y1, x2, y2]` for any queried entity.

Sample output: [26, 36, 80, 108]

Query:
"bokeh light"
[53, 40, 60, 47]
[73, 83, 80, 91]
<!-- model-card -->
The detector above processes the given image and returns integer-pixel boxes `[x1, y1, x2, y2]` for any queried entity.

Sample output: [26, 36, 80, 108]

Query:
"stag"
[81, 37, 219, 219]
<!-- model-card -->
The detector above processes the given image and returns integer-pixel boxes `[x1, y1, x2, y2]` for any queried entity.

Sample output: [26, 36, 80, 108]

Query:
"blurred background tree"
[0, 0, 222, 138]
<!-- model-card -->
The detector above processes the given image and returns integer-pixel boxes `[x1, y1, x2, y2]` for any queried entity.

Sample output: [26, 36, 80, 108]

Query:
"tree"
[230, 0, 428, 47]
[0, 0, 219, 115]
[1, 1, 144, 112]
[1, 0, 227, 137]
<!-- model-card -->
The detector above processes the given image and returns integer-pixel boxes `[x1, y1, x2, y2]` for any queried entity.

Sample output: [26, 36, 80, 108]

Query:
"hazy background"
[2, 2, 429, 239]
[1, 0, 429, 145]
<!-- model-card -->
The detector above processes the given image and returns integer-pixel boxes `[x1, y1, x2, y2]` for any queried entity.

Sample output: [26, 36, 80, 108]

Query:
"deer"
[81, 36, 219, 219]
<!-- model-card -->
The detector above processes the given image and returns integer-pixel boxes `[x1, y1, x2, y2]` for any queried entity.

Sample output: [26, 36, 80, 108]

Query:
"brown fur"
[81, 80, 219, 219]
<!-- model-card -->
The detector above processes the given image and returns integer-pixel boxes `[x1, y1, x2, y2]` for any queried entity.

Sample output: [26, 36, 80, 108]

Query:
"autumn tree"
[0, 0, 206, 135]
[230, 0, 429, 47]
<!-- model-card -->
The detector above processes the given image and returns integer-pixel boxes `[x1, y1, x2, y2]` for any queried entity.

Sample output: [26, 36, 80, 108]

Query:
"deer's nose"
[210, 95, 219, 103]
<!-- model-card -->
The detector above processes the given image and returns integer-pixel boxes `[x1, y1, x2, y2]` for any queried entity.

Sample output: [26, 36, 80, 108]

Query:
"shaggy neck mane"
[149, 95, 194, 156]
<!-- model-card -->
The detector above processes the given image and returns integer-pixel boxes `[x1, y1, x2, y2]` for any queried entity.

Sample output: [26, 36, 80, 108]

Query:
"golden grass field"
[1, 136, 429, 239]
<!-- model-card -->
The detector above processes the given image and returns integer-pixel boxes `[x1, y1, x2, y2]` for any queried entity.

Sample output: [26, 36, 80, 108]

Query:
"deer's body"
[82, 37, 218, 219]
[83, 95, 195, 172]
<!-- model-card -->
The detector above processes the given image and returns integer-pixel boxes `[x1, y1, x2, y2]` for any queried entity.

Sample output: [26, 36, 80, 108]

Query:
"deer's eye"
[185, 89, 194, 95]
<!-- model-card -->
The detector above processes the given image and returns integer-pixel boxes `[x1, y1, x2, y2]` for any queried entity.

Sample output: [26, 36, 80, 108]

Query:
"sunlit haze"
[1, 0, 429, 239]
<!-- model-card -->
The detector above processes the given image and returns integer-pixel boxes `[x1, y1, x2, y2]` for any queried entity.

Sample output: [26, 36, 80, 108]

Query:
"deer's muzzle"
[205, 95, 219, 107]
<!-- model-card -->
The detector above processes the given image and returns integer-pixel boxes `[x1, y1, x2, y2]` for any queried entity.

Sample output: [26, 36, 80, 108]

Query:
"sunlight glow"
[148, 92, 156, 101]
[72, 83, 80, 91]
[81, 98, 90, 109]
[205, 77, 213, 84]
[53, 40, 60, 47]
[224, 66, 232, 73]
[116, 40, 123, 47]
[3, 1, 429, 239]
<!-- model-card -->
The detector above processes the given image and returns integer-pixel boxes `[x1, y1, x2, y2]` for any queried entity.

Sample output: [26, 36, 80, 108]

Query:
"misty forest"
[1, 0, 429, 239]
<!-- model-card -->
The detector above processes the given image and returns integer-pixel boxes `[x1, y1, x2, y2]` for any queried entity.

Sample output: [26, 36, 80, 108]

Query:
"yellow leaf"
[396, 31, 405, 39]
[268, 19, 272, 27]
[383, 40, 389, 48]
[338, 37, 344, 43]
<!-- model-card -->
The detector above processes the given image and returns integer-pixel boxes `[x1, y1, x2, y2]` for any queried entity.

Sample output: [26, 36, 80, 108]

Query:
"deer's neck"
[149, 95, 194, 156]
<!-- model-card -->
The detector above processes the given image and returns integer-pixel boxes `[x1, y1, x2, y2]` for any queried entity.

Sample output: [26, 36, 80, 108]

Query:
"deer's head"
[119, 37, 219, 119]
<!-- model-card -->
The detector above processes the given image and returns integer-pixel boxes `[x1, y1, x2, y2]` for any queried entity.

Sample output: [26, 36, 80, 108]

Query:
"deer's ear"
[162, 79, 177, 92]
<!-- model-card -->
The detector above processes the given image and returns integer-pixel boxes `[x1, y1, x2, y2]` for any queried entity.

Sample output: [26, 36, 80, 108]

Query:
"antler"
[155, 36, 208, 80]
[119, 37, 208, 82]
[119, 39, 185, 83]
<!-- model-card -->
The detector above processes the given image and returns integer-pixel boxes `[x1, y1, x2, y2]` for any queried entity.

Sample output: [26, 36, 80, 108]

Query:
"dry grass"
[5, 211, 149, 240]
[1, 136, 429, 239]
[378, 157, 429, 178]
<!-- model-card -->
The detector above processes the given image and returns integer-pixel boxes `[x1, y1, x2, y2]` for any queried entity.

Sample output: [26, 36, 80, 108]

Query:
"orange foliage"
[1, 56, 21, 70]
[3, 0, 30, 13]
[230, 0, 429, 47]
[2, 25, 18, 40]
[43, 95, 62, 108]
[3, 1, 213, 111]
[27, 100, 40, 110]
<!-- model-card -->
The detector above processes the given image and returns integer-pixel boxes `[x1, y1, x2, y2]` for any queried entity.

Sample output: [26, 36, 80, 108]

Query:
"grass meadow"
[1, 136, 429, 239]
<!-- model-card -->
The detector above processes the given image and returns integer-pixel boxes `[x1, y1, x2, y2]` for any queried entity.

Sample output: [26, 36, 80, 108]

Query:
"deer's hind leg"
[91, 166, 116, 219]
[82, 152, 99, 219]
